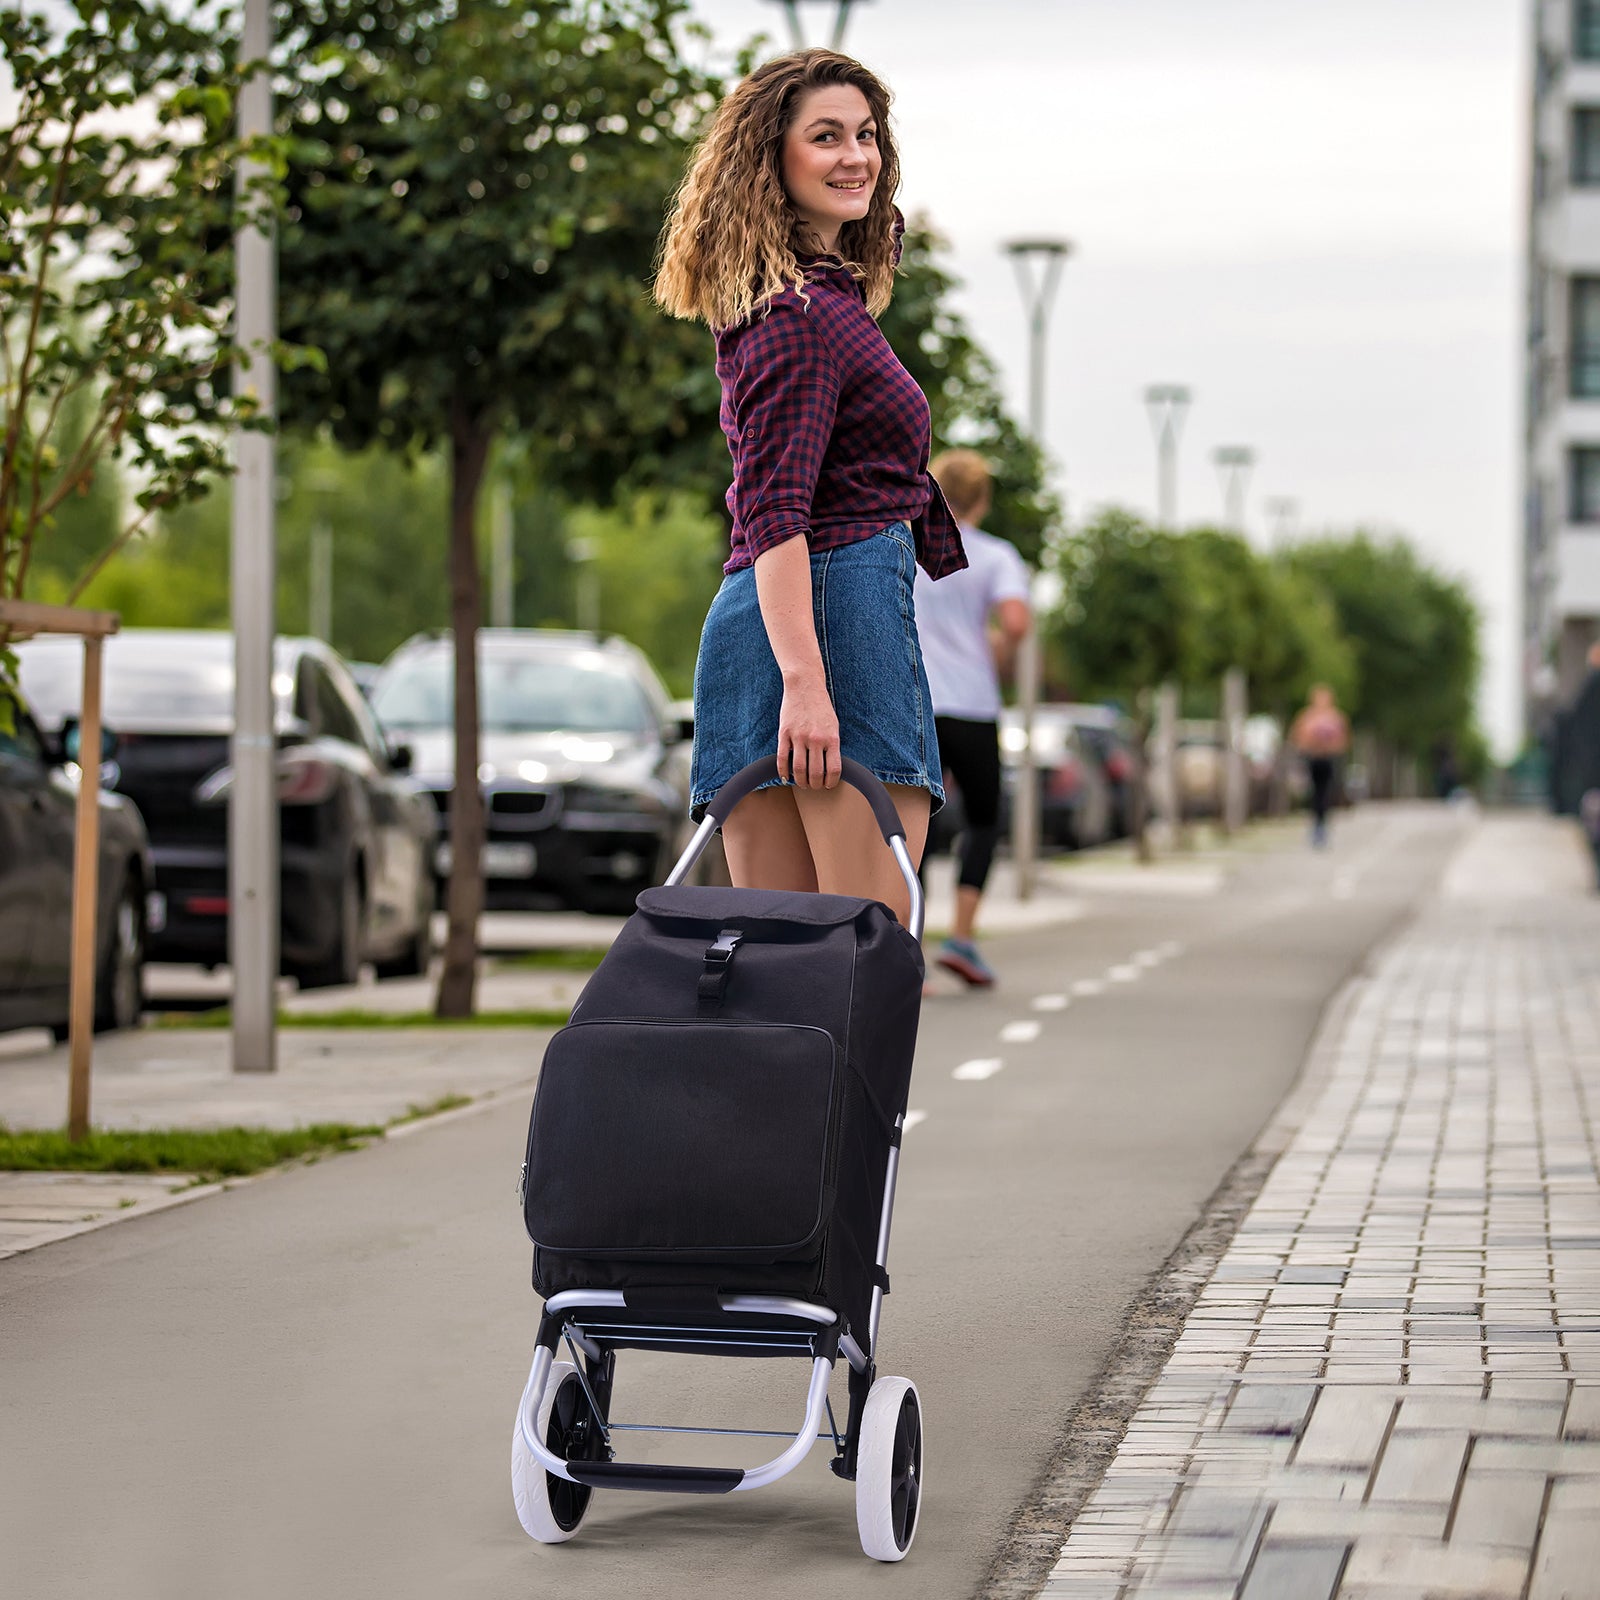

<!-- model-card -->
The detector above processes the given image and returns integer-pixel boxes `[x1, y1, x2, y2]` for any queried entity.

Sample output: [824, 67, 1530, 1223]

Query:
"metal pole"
[231, 0, 278, 1073]
[1004, 239, 1070, 901]
[66, 635, 105, 1140]
[1143, 385, 1191, 529]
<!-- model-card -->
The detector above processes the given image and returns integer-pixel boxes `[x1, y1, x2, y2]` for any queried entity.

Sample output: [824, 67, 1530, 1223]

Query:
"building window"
[1574, 108, 1600, 183]
[1570, 446, 1600, 521]
[1580, 1, 1600, 60]
[1574, 279, 1600, 396]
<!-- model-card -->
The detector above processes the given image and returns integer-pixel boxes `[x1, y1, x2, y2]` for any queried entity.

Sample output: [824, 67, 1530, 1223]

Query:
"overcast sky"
[686, 0, 1526, 752]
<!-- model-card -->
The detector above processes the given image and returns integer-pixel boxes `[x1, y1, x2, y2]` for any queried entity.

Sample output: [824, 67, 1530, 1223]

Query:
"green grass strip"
[0, 1121, 383, 1180]
[489, 947, 607, 972]
[153, 1007, 570, 1031]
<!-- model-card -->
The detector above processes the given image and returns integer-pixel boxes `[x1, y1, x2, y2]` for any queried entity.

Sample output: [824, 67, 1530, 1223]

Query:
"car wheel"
[294, 867, 363, 991]
[94, 877, 145, 1033]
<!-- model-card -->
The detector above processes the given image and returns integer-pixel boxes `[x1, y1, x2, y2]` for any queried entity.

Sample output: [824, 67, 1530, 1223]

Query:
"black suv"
[17, 630, 437, 988]
[369, 630, 693, 913]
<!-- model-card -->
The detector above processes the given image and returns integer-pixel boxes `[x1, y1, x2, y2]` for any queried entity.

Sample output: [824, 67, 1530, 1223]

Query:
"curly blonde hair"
[654, 49, 901, 330]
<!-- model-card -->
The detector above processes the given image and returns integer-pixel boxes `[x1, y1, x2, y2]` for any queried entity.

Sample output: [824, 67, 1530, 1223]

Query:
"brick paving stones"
[1040, 817, 1600, 1599]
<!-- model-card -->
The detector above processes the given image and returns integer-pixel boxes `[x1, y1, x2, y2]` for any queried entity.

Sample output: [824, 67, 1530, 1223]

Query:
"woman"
[655, 49, 965, 927]
[1290, 683, 1350, 848]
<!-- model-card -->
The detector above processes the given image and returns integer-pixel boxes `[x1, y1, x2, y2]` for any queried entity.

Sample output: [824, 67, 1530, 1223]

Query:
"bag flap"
[635, 883, 885, 929]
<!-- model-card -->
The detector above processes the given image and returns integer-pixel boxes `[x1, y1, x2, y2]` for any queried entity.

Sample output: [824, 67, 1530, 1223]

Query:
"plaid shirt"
[715, 258, 967, 580]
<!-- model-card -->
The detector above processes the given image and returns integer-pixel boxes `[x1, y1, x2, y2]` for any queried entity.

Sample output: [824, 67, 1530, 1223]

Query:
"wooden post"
[67, 635, 105, 1140]
[0, 599, 120, 1142]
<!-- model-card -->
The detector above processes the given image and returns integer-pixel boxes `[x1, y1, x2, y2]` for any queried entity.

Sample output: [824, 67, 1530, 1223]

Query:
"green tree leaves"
[1049, 509, 1477, 768]
[1, 0, 273, 634]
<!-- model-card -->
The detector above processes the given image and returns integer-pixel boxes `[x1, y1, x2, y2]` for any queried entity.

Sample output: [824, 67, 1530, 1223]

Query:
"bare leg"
[721, 786, 818, 893]
[795, 782, 929, 928]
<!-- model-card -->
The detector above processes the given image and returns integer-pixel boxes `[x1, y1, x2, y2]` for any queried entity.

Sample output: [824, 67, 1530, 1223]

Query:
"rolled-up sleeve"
[725, 299, 841, 562]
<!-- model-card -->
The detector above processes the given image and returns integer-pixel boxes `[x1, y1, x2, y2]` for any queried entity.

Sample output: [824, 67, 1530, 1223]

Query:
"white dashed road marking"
[1032, 993, 1069, 1012]
[902, 1109, 927, 1131]
[1157, 941, 1184, 959]
[953, 1058, 1005, 1081]
[1107, 964, 1142, 983]
[1000, 1020, 1041, 1044]
[1070, 978, 1107, 998]
[1132, 948, 1164, 967]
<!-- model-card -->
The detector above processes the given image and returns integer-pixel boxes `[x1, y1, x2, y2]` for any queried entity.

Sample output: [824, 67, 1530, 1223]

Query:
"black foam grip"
[703, 756, 907, 843]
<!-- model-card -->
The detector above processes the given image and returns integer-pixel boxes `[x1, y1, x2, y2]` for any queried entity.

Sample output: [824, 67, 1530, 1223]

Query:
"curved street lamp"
[1213, 445, 1257, 534]
[761, 0, 869, 50]
[1143, 384, 1192, 529]
[1003, 236, 1072, 901]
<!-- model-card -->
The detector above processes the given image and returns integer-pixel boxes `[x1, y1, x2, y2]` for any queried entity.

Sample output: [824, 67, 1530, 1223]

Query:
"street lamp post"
[762, 0, 868, 50]
[1143, 384, 1191, 529]
[1264, 495, 1299, 547]
[1213, 445, 1256, 535]
[230, 0, 278, 1073]
[1005, 236, 1071, 902]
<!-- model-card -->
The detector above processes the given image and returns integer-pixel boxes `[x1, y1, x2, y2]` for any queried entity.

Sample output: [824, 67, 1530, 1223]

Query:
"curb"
[0, 1073, 541, 1261]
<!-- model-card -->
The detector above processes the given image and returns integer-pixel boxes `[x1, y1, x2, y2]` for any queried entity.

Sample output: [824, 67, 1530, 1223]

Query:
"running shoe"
[937, 936, 996, 988]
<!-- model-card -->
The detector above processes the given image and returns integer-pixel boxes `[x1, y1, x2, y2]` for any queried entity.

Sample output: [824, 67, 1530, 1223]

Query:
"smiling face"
[780, 83, 881, 254]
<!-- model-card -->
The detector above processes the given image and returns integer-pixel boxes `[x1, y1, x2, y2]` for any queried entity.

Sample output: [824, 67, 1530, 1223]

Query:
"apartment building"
[1526, 0, 1600, 718]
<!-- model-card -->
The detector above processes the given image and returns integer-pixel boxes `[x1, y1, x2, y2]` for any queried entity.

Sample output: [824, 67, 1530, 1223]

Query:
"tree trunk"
[435, 397, 495, 1019]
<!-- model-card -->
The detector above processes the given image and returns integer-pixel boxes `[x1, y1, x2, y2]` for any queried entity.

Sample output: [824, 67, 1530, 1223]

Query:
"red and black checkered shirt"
[715, 257, 967, 581]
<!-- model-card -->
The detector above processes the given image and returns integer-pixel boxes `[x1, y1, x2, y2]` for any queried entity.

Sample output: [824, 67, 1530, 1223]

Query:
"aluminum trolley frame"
[516, 763, 923, 1501]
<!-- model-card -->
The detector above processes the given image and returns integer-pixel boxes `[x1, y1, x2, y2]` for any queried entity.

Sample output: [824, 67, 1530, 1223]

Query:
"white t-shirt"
[912, 524, 1031, 721]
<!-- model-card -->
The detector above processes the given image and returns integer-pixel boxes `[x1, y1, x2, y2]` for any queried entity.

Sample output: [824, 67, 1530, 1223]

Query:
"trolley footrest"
[566, 1461, 743, 1494]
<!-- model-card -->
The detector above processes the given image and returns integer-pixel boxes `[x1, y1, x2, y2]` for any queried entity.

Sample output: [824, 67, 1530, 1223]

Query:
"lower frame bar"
[567, 1461, 742, 1494]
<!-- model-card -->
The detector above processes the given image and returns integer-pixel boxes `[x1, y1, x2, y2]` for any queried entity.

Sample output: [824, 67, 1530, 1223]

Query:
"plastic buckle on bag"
[697, 928, 744, 1016]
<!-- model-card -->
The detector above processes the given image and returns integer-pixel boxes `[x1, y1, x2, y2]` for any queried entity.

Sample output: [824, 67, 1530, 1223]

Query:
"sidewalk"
[1039, 812, 1600, 1600]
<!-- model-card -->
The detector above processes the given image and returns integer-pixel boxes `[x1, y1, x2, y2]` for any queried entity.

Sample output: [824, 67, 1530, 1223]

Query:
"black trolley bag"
[513, 757, 929, 1561]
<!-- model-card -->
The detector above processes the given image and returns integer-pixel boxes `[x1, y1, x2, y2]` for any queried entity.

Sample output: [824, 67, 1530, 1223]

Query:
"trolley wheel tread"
[512, 1360, 607, 1543]
[855, 1375, 923, 1561]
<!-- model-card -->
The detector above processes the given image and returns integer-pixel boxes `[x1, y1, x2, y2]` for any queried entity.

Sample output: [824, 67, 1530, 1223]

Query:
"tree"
[1281, 532, 1481, 777]
[1, 0, 271, 676]
[272, 0, 716, 1014]
[1050, 509, 1197, 859]
[878, 216, 1058, 565]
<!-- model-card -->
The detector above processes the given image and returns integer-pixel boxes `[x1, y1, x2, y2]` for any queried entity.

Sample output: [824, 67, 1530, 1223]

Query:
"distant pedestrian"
[912, 449, 1030, 986]
[1290, 684, 1350, 848]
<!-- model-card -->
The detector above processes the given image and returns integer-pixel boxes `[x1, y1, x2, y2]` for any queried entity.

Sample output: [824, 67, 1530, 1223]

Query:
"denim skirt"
[690, 521, 944, 819]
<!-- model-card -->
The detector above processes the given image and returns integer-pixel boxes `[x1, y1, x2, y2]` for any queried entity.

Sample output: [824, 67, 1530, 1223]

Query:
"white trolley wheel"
[855, 1376, 924, 1561]
[512, 1361, 604, 1544]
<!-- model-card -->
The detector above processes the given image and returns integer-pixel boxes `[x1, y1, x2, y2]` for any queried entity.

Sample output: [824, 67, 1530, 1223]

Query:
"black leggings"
[1307, 757, 1336, 827]
[934, 715, 1003, 892]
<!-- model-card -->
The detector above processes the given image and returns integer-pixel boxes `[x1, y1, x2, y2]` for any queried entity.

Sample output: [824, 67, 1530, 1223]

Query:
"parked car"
[998, 705, 1115, 851]
[0, 684, 153, 1037]
[16, 630, 436, 988]
[368, 629, 693, 914]
[1055, 703, 1136, 839]
[1175, 719, 1224, 819]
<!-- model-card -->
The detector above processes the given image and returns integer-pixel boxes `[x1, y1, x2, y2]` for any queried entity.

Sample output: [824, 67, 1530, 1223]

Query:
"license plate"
[435, 842, 537, 878]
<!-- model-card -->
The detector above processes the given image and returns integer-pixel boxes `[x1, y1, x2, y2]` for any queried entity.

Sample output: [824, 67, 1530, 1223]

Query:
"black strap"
[696, 928, 743, 1017]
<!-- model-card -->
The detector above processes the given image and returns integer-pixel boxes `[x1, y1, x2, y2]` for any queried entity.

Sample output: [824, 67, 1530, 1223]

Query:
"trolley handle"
[704, 756, 906, 844]
[667, 756, 923, 940]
